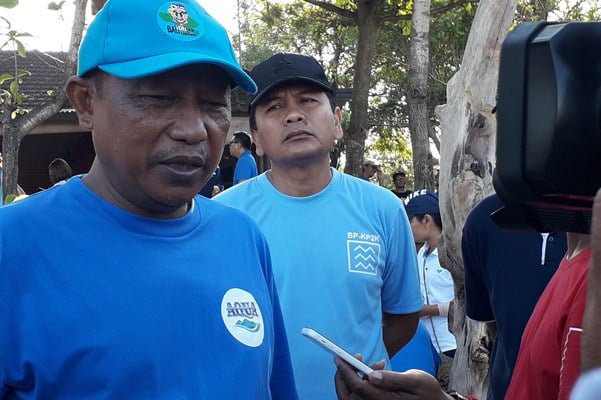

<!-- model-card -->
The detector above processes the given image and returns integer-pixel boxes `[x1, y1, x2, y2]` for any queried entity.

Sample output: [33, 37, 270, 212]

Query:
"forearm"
[419, 301, 450, 318]
[382, 311, 419, 358]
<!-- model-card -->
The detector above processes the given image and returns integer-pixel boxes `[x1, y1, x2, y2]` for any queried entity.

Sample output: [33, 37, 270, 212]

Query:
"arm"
[382, 311, 419, 358]
[419, 301, 451, 318]
[582, 188, 601, 371]
[334, 356, 455, 400]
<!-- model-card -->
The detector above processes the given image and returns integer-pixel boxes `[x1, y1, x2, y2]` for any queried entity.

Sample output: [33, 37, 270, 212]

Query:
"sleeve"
[558, 280, 586, 400]
[381, 208, 423, 314]
[462, 207, 494, 322]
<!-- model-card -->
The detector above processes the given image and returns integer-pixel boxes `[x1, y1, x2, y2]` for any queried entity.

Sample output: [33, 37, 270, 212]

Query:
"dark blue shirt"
[463, 194, 567, 400]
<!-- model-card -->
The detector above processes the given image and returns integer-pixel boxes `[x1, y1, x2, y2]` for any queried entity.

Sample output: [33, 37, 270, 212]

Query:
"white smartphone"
[301, 327, 374, 375]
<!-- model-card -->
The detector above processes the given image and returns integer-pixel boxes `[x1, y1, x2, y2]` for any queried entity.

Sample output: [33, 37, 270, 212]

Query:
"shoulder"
[337, 171, 401, 202]
[213, 175, 264, 207]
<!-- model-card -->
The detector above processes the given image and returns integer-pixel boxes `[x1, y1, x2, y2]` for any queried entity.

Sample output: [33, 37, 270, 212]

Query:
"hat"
[248, 53, 334, 108]
[363, 158, 380, 167]
[78, 0, 257, 93]
[404, 190, 439, 218]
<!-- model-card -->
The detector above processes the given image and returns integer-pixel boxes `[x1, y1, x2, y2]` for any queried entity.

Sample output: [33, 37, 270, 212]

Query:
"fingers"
[334, 357, 360, 399]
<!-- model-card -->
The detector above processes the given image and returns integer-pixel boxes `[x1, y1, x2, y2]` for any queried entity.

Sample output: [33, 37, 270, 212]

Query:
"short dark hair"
[249, 83, 338, 130]
[232, 131, 252, 149]
[410, 213, 443, 230]
[49, 158, 73, 185]
[393, 171, 407, 180]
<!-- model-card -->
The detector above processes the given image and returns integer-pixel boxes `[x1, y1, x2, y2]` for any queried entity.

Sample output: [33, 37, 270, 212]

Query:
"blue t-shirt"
[390, 320, 441, 376]
[233, 150, 258, 185]
[463, 194, 566, 400]
[0, 177, 297, 399]
[215, 168, 423, 399]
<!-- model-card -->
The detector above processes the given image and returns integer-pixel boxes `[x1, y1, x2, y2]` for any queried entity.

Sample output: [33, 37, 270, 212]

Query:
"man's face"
[363, 164, 378, 178]
[228, 138, 242, 159]
[394, 174, 406, 189]
[80, 64, 231, 216]
[251, 83, 342, 166]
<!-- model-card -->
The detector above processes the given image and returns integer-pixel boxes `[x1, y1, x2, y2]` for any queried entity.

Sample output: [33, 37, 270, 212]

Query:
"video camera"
[493, 21, 601, 234]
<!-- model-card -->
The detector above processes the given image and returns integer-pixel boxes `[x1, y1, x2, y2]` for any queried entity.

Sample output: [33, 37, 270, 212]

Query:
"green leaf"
[16, 69, 30, 78]
[47, 1, 65, 11]
[0, 0, 19, 9]
[9, 79, 18, 96]
[16, 40, 26, 57]
[0, 73, 14, 85]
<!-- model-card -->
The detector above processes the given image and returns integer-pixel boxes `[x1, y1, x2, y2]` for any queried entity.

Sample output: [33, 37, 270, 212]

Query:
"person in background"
[215, 52, 422, 400]
[462, 193, 566, 399]
[48, 157, 74, 186]
[335, 204, 590, 400]
[572, 188, 601, 399]
[198, 166, 223, 198]
[405, 190, 457, 386]
[0, 1, 297, 398]
[229, 130, 257, 185]
[391, 171, 412, 200]
[361, 158, 385, 185]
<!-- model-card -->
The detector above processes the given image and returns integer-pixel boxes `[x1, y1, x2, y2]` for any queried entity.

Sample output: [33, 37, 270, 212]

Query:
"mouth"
[284, 130, 314, 142]
[159, 155, 205, 174]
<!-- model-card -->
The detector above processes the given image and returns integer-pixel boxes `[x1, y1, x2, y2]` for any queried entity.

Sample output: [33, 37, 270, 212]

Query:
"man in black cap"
[215, 53, 422, 400]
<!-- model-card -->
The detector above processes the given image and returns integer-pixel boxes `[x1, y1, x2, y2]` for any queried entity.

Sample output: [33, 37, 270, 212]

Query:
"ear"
[65, 76, 96, 130]
[333, 107, 343, 140]
[250, 129, 265, 157]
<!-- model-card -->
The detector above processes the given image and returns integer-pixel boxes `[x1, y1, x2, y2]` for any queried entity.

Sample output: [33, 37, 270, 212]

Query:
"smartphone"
[301, 327, 374, 375]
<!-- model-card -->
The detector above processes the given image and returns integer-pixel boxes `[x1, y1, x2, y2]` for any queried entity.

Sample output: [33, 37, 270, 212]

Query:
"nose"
[284, 103, 306, 125]
[169, 102, 207, 144]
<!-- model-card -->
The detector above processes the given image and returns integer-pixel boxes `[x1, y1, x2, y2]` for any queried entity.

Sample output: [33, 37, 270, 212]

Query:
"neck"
[565, 232, 591, 260]
[267, 161, 333, 197]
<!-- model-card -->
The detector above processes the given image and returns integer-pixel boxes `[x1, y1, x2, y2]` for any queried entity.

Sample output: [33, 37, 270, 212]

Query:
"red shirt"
[505, 249, 590, 400]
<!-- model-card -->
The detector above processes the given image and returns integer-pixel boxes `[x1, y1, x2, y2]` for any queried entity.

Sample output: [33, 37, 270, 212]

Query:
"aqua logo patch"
[221, 288, 264, 347]
[157, 2, 203, 41]
[347, 240, 380, 275]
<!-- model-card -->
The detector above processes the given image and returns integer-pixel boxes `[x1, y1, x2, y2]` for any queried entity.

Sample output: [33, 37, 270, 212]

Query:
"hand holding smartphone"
[301, 327, 373, 375]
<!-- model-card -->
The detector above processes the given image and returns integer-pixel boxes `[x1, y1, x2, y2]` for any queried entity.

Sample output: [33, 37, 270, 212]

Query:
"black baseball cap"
[248, 53, 334, 110]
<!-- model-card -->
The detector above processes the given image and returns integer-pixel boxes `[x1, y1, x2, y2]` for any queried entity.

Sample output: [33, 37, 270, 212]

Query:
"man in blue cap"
[0, 1, 297, 398]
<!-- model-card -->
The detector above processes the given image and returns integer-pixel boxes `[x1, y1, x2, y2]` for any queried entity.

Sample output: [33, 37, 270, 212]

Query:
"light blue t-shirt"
[215, 168, 423, 399]
[233, 150, 258, 184]
[0, 178, 298, 399]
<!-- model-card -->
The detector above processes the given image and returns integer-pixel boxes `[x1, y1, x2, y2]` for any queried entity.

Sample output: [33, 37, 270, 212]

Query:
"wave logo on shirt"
[221, 288, 264, 347]
[347, 240, 380, 276]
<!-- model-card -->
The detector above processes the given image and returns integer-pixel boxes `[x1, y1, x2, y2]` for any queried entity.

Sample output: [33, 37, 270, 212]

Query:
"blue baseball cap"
[404, 190, 440, 219]
[78, 0, 257, 93]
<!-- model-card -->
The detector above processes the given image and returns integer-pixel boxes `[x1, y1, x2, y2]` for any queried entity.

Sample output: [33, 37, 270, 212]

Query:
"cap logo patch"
[157, 2, 203, 41]
[221, 288, 265, 347]
[273, 57, 295, 75]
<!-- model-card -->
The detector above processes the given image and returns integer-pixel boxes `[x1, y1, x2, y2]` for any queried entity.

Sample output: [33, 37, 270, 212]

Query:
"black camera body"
[493, 21, 601, 234]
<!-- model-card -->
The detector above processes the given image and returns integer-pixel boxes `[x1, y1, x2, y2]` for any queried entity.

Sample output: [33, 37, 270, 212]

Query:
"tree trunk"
[1, 0, 87, 199]
[407, 0, 434, 191]
[342, 0, 383, 177]
[435, 0, 518, 397]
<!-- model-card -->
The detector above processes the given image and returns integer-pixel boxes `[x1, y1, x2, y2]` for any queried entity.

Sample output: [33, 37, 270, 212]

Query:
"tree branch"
[302, 0, 357, 23]
[382, 0, 479, 22]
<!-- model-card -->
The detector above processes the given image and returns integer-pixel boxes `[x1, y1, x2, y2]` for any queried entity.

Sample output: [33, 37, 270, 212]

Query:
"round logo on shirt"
[221, 288, 264, 347]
